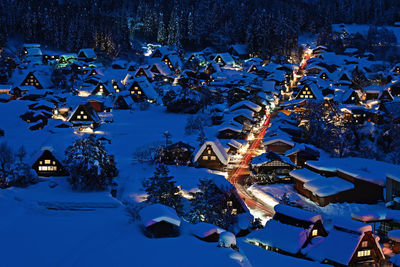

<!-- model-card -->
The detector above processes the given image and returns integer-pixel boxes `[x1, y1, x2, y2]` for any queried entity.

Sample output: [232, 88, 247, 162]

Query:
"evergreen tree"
[0, 141, 13, 185]
[188, 178, 237, 230]
[64, 135, 118, 191]
[142, 164, 183, 214]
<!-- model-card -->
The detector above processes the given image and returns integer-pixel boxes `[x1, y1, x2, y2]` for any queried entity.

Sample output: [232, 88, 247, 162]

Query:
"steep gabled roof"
[194, 140, 230, 165]
[78, 48, 96, 59]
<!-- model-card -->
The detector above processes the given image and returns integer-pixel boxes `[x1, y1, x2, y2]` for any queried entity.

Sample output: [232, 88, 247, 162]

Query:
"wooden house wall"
[196, 145, 226, 171]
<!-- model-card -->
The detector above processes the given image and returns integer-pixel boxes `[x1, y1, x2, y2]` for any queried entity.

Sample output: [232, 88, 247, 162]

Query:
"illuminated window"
[52, 161, 56, 165]
[77, 115, 81, 119]
[210, 156, 216, 160]
[113, 85, 117, 89]
[207, 150, 211, 155]
[116, 89, 120, 93]
[312, 229, 318, 236]
[227, 201, 233, 206]
[44, 160, 51, 164]
[134, 86, 138, 90]
[357, 250, 371, 257]
[202, 156, 208, 160]
[362, 241, 368, 248]
[80, 111, 84, 114]
[83, 115, 88, 119]
[39, 161, 43, 165]
[232, 209, 237, 215]
[138, 91, 142, 95]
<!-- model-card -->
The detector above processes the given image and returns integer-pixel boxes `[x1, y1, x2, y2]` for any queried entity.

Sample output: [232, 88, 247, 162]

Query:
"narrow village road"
[229, 114, 276, 218]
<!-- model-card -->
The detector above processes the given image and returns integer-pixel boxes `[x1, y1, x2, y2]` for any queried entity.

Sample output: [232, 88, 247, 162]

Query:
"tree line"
[0, 0, 399, 58]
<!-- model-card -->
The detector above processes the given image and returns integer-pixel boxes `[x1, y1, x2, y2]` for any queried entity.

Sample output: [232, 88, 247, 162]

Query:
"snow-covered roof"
[191, 222, 225, 239]
[25, 47, 42, 57]
[306, 157, 400, 186]
[246, 219, 309, 254]
[274, 204, 322, 224]
[139, 203, 181, 228]
[285, 143, 320, 157]
[364, 84, 383, 93]
[230, 44, 248, 56]
[389, 230, 400, 242]
[78, 48, 96, 59]
[251, 152, 295, 167]
[230, 100, 262, 113]
[303, 176, 354, 197]
[289, 168, 325, 183]
[304, 227, 375, 265]
[263, 137, 295, 147]
[214, 53, 235, 66]
[194, 140, 230, 165]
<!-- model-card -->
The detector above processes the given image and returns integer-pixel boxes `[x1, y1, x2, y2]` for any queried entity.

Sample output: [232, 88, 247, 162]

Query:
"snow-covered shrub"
[0, 141, 13, 186]
[218, 231, 238, 250]
[64, 135, 118, 191]
[7, 162, 38, 187]
[138, 101, 150, 110]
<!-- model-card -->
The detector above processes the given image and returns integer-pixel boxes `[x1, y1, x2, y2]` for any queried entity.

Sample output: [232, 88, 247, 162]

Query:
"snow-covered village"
[2, 1, 400, 266]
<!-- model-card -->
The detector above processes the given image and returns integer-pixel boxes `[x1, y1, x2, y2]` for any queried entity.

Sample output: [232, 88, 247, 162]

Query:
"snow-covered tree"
[64, 135, 118, 191]
[142, 164, 183, 214]
[188, 178, 237, 230]
[7, 162, 38, 188]
[0, 141, 13, 186]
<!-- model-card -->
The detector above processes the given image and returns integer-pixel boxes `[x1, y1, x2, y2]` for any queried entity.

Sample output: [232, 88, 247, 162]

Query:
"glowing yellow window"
[202, 156, 208, 160]
[44, 160, 51, 164]
[210, 156, 216, 160]
[138, 91, 142, 95]
[312, 229, 318, 236]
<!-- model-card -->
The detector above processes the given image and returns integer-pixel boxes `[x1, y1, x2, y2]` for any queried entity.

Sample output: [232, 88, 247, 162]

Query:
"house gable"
[22, 72, 42, 89]
[296, 85, 316, 99]
[32, 150, 67, 177]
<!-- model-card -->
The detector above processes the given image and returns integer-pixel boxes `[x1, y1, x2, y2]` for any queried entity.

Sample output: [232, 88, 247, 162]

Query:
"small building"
[387, 174, 400, 202]
[113, 92, 134, 110]
[67, 103, 101, 128]
[295, 83, 323, 100]
[58, 54, 78, 66]
[285, 144, 320, 167]
[204, 62, 221, 75]
[290, 168, 355, 207]
[217, 126, 246, 140]
[230, 100, 262, 115]
[306, 158, 392, 204]
[246, 204, 327, 257]
[139, 203, 181, 238]
[32, 149, 67, 177]
[304, 219, 385, 266]
[78, 48, 96, 62]
[157, 141, 194, 166]
[161, 54, 182, 71]
[273, 204, 327, 236]
[17, 71, 52, 89]
[127, 77, 157, 103]
[263, 137, 295, 155]
[213, 53, 235, 66]
[91, 82, 112, 96]
[194, 140, 230, 171]
[251, 151, 296, 178]
[191, 222, 225, 242]
[229, 44, 248, 59]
